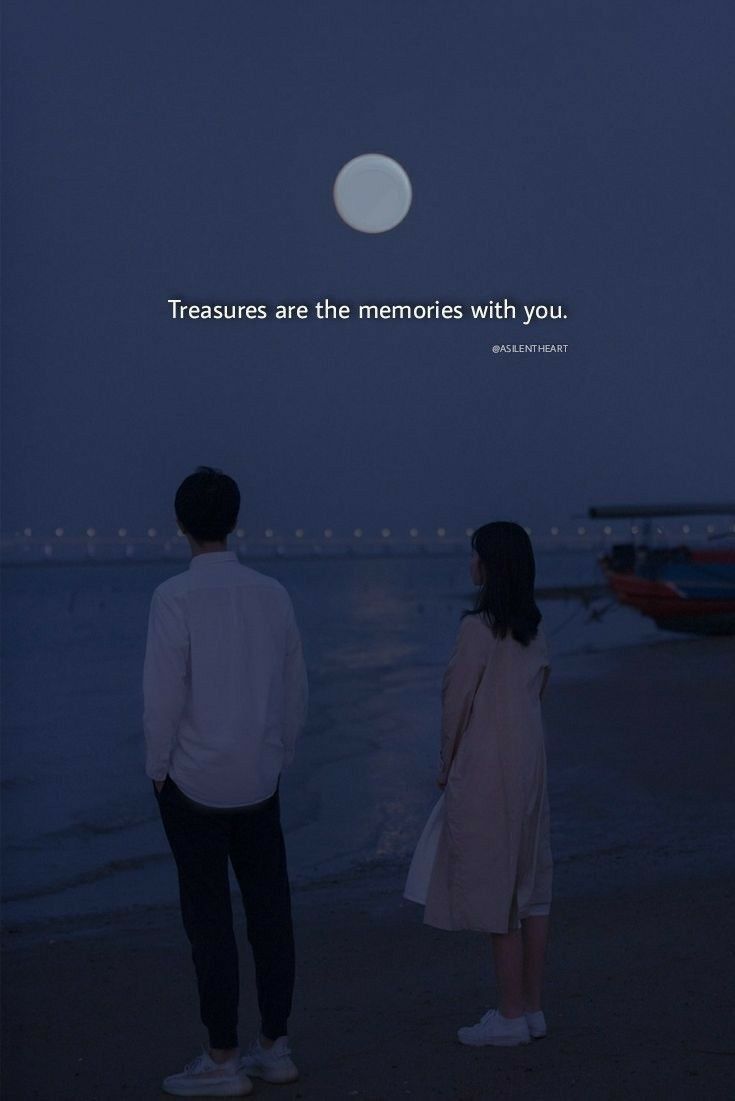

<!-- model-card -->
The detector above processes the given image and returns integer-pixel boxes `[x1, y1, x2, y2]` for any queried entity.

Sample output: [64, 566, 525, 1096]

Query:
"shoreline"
[4, 630, 732, 932]
[3, 857, 734, 1099]
[3, 629, 734, 1096]
[4, 829, 734, 951]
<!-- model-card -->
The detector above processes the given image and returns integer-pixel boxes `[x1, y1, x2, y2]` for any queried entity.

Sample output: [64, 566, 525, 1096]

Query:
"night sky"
[3, 1, 733, 538]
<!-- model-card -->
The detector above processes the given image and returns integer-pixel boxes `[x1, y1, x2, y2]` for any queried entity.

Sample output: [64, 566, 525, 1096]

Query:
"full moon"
[333, 153, 412, 234]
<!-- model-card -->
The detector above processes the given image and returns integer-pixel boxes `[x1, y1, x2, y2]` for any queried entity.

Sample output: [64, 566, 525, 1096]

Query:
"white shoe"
[525, 1008, 547, 1038]
[239, 1035, 299, 1083]
[162, 1045, 253, 1096]
[457, 1008, 531, 1047]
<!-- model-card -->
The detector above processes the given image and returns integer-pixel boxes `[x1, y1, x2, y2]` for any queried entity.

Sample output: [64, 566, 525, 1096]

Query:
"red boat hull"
[601, 546, 735, 635]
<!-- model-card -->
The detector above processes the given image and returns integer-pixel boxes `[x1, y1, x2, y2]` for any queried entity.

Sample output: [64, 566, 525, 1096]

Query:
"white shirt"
[143, 550, 308, 808]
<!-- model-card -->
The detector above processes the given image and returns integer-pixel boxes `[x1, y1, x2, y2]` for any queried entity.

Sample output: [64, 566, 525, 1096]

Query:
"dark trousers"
[153, 775, 295, 1049]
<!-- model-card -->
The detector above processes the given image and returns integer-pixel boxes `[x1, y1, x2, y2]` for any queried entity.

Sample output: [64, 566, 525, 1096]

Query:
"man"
[144, 466, 308, 1097]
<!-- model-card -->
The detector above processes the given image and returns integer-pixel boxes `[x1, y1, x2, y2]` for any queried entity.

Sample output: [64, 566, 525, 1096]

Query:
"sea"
[0, 547, 726, 933]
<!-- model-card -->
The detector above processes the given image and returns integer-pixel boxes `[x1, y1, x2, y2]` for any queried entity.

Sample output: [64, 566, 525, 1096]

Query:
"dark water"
[1, 551, 719, 930]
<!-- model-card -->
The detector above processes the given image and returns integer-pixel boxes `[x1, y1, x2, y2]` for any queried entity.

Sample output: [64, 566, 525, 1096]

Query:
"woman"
[404, 521, 553, 1047]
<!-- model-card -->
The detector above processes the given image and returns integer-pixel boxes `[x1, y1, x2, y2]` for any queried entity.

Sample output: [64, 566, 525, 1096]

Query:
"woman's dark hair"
[464, 521, 541, 645]
[174, 466, 240, 543]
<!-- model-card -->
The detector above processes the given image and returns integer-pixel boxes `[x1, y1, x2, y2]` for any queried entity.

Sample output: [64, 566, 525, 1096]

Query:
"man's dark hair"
[174, 466, 240, 543]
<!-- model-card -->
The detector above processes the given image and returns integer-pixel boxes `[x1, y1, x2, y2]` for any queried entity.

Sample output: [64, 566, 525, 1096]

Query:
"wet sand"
[3, 635, 735, 1099]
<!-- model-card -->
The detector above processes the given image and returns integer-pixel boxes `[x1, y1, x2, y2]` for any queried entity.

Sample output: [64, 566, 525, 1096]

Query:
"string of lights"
[2, 521, 733, 564]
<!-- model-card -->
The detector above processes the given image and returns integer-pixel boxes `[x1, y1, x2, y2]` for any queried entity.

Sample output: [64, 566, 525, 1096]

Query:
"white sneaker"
[162, 1046, 253, 1096]
[525, 1008, 547, 1038]
[457, 1008, 531, 1047]
[239, 1035, 299, 1083]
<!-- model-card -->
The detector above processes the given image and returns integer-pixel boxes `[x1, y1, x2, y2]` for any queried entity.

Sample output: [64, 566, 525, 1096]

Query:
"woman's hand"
[154, 778, 166, 793]
[437, 777, 446, 791]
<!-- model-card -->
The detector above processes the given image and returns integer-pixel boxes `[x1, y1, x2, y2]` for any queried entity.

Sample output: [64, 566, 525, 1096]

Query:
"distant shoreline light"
[4, 521, 732, 551]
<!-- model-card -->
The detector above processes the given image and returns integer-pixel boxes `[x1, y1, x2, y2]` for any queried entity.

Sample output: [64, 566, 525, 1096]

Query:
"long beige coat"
[424, 613, 553, 934]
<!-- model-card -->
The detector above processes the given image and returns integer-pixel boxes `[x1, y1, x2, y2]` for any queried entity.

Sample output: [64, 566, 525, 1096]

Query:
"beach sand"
[3, 635, 735, 1099]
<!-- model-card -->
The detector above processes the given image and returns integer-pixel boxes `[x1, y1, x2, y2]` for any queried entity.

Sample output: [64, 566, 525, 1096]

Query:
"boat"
[588, 504, 735, 635]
